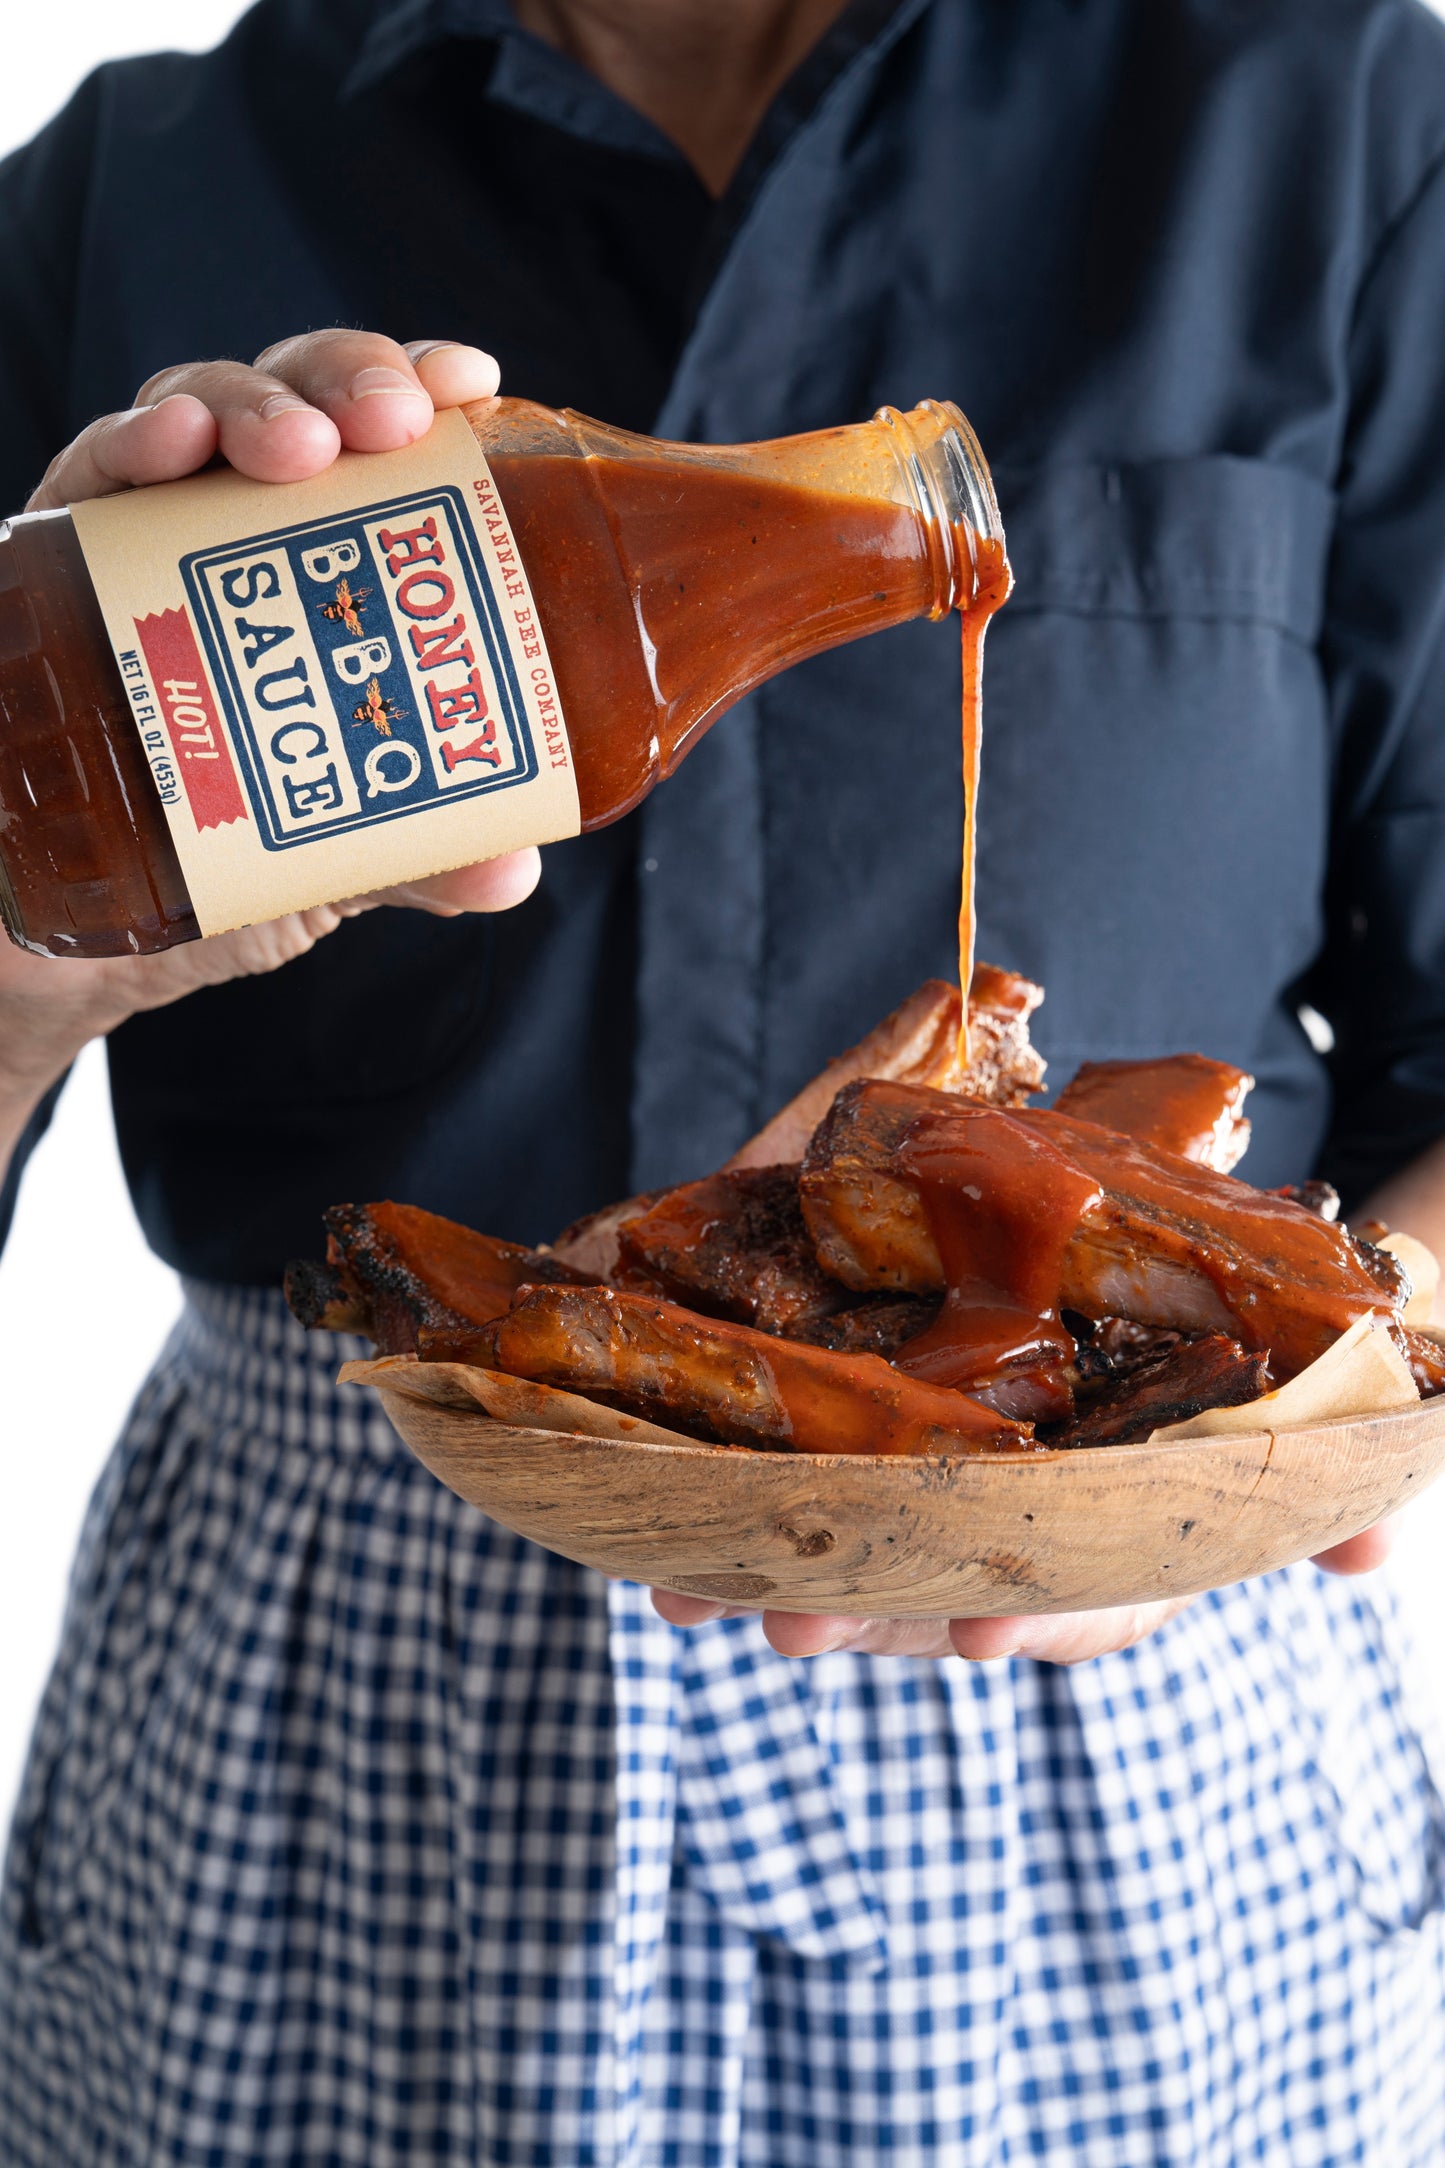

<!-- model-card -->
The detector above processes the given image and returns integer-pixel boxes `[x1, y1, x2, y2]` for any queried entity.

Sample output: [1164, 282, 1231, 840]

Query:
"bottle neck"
[875, 401, 1007, 617]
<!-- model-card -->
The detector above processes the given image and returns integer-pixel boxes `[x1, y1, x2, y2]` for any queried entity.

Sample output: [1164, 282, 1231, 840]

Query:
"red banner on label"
[133, 609, 248, 830]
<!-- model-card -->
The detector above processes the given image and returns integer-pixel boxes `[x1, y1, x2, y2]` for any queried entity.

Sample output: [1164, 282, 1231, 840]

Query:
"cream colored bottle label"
[70, 411, 579, 936]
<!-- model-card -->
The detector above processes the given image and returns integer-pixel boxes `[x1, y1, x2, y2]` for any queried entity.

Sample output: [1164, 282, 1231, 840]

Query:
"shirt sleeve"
[0, 78, 102, 1254]
[0, 1077, 67, 1257]
[0, 72, 104, 504]
[1309, 142, 1445, 1208]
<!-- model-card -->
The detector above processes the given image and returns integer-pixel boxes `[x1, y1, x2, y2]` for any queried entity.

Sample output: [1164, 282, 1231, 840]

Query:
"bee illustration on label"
[318, 578, 371, 638]
[351, 678, 406, 737]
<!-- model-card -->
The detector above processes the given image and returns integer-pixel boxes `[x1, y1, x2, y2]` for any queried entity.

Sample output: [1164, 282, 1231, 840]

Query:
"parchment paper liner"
[340, 1354, 701, 1449]
[1148, 1315, 1418, 1440]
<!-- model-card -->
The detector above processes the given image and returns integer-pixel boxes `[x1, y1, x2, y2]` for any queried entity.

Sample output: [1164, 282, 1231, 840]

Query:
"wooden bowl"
[345, 1357, 1445, 1615]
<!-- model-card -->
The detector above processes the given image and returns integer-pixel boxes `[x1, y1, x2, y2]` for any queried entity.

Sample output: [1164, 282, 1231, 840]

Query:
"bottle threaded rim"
[874, 400, 1005, 616]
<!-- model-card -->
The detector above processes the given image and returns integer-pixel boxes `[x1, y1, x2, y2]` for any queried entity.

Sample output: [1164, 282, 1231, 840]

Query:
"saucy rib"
[800, 1081, 1407, 1380]
[1054, 1054, 1254, 1173]
[442, 1284, 1037, 1455]
[613, 1164, 851, 1332]
[286, 1200, 595, 1355]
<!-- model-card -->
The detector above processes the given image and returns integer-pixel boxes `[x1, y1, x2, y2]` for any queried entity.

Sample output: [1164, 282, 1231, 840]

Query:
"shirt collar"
[343, 0, 511, 98]
[341, 0, 685, 161]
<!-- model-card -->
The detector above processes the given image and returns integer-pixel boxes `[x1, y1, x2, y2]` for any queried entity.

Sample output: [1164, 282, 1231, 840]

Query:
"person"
[2, 0, 1445, 2158]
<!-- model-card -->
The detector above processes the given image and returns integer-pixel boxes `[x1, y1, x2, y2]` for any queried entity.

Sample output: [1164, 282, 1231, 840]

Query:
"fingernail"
[959, 1640, 1024, 1664]
[409, 341, 496, 372]
[787, 1625, 853, 1659]
[348, 366, 426, 401]
[258, 392, 313, 421]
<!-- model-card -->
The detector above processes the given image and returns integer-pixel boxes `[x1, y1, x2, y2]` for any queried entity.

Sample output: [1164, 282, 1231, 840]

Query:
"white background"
[3, 4, 1445, 1824]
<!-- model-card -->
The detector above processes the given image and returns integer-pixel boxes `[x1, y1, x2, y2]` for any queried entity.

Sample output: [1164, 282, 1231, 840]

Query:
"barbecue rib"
[286, 956, 1439, 1451]
[613, 1164, 852, 1332]
[725, 965, 1044, 1171]
[561, 1167, 948, 1355]
[435, 1284, 1036, 1455]
[1054, 1054, 1254, 1173]
[800, 1081, 1407, 1380]
[284, 1200, 594, 1354]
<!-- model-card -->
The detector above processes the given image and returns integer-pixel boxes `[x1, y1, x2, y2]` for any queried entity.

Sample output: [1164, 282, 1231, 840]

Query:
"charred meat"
[612, 1164, 853, 1333]
[1057, 1335, 1272, 1447]
[789, 1294, 943, 1359]
[288, 973, 1435, 1454]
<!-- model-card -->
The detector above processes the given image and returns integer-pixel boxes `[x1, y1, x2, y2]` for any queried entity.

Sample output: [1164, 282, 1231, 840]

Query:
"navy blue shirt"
[4, 0, 1445, 1281]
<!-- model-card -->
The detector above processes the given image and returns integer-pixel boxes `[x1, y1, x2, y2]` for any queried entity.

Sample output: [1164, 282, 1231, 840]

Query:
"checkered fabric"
[3, 1284, 1445, 2165]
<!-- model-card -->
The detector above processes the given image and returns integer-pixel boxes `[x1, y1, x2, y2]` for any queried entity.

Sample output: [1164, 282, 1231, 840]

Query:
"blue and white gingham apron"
[3, 1282, 1445, 2165]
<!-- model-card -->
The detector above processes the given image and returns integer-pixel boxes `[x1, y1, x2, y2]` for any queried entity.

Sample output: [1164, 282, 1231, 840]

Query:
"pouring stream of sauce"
[956, 533, 1014, 1069]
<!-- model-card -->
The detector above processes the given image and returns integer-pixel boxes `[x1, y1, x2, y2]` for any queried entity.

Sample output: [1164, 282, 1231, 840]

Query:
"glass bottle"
[0, 396, 1004, 958]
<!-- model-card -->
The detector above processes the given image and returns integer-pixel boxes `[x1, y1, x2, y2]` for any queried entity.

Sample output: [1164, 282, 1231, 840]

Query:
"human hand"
[2, 333, 538, 1127]
[649, 1518, 1398, 1665]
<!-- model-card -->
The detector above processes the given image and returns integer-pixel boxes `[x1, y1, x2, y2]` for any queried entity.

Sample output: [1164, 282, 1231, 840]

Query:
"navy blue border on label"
[180, 485, 539, 851]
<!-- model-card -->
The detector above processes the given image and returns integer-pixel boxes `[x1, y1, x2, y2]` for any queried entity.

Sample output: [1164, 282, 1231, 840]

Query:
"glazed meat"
[613, 1164, 852, 1332]
[290, 960, 1435, 1454]
[963, 962, 1050, 1107]
[575, 1166, 948, 1355]
[800, 1083, 1103, 1418]
[800, 1081, 1407, 1381]
[285, 1200, 594, 1354]
[440, 1284, 1036, 1455]
[725, 965, 1044, 1171]
[1054, 1054, 1254, 1173]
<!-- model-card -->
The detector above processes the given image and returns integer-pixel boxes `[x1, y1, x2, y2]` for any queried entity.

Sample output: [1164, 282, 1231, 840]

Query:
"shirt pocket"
[994, 453, 1335, 643]
[977, 455, 1339, 1068]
